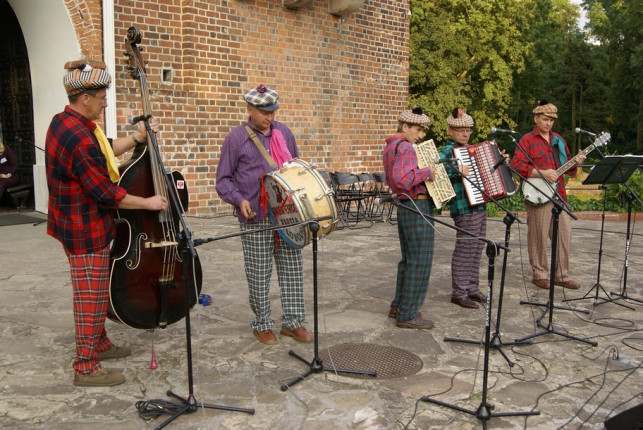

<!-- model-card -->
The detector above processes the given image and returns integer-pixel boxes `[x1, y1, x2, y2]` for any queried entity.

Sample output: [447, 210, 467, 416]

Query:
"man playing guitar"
[510, 100, 586, 290]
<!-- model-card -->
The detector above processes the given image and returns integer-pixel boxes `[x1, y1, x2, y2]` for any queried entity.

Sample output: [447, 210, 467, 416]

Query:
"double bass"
[108, 27, 202, 330]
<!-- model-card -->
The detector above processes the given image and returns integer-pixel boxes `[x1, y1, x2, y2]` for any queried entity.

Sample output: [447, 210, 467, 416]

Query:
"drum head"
[264, 172, 309, 248]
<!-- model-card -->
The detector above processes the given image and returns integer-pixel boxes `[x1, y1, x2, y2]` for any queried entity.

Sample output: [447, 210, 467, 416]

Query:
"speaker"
[604, 403, 643, 430]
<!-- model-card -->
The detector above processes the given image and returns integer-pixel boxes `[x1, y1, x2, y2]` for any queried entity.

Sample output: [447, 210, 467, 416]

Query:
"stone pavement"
[0, 209, 641, 430]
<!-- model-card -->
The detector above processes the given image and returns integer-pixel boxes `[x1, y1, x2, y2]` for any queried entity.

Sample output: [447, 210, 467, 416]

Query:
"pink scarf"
[269, 129, 292, 168]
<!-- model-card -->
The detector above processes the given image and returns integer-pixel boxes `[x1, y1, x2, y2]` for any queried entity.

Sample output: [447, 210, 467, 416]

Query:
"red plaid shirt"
[510, 126, 577, 200]
[382, 135, 432, 200]
[46, 106, 127, 254]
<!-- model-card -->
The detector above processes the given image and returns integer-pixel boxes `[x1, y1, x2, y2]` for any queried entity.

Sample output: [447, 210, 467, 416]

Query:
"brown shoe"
[396, 316, 434, 330]
[253, 329, 278, 345]
[451, 296, 479, 309]
[98, 345, 131, 360]
[280, 327, 313, 343]
[468, 291, 487, 303]
[556, 280, 581, 289]
[532, 279, 550, 289]
[73, 368, 125, 387]
[388, 306, 397, 319]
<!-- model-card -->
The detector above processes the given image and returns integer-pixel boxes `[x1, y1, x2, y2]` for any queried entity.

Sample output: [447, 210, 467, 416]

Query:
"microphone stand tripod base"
[280, 222, 376, 392]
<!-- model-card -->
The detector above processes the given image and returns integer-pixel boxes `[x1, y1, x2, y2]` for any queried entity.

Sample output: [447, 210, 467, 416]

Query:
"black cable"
[135, 399, 187, 420]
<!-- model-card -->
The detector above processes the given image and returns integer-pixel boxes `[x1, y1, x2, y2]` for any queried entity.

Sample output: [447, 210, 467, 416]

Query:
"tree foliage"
[409, 0, 643, 155]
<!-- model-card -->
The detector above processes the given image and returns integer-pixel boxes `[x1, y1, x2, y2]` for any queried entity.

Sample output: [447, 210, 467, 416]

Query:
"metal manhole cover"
[318, 342, 423, 379]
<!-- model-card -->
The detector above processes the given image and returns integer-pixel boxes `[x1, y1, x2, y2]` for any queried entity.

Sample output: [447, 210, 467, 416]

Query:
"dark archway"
[0, 0, 35, 205]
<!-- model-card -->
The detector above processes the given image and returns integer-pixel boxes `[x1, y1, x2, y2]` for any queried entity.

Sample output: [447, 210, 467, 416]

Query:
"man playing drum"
[216, 84, 313, 345]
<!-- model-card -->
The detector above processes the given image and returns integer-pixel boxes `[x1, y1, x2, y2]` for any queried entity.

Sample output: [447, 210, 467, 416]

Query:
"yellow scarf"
[93, 124, 120, 183]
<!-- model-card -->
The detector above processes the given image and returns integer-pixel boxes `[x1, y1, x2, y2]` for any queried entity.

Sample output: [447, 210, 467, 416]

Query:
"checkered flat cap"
[447, 107, 474, 128]
[63, 59, 112, 96]
[532, 100, 558, 118]
[244, 84, 280, 111]
[398, 106, 430, 128]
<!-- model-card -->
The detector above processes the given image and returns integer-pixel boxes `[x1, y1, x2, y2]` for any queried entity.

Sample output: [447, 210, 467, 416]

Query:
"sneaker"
[73, 368, 125, 387]
[98, 345, 131, 360]
[396, 316, 434, 330]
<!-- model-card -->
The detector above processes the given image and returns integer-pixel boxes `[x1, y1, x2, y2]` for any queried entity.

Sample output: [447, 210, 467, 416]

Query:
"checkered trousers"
[393, 199, 435, 322]
[451, 211, 487, 298]
[67, 246, 114, 375]
[240, 221, 305, 332]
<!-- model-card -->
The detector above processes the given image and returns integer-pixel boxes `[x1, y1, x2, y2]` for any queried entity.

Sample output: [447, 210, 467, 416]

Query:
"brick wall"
[69, 0, 410, 216]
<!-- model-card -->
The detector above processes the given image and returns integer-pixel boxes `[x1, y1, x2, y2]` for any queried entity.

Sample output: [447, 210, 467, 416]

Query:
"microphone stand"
[608, 184, 643, 306]
[508, 134, 595, 347]
[136, 118, 255, 429]
[391, 198, 538, 425]
[440, 156, 531, 367]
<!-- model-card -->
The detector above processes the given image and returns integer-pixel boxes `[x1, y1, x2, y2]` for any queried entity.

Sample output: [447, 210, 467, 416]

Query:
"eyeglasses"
[86, 93, 107, 102]
[451, 128, 472, 134]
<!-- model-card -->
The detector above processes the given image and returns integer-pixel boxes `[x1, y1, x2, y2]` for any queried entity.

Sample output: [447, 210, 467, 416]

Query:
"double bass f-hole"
[108, 26, 202, 330]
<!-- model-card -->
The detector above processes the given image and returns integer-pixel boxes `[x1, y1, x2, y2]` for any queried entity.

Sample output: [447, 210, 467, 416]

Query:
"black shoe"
[468, 291, 487, 303]
[451, 296, 479, 309]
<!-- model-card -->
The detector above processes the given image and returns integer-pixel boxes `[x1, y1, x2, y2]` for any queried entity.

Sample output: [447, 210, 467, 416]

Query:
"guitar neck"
[555, 144, 595, 176]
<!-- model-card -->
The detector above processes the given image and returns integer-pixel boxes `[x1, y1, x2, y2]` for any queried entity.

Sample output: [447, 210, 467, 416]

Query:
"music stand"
[567, 156, 642, 309]
[587, 156, 643, 307]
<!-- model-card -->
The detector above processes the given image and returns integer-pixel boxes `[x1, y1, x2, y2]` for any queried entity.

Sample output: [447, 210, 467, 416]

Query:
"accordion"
[452, 140, 516, 206]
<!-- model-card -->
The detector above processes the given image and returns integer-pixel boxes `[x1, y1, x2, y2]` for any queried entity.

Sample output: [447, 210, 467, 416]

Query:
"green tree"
[409, 0, 532, 142]
[585, 0, 643, 153]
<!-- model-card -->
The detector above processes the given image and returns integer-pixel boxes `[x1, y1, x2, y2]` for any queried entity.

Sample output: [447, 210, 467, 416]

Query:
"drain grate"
[318, 343, 423, 379]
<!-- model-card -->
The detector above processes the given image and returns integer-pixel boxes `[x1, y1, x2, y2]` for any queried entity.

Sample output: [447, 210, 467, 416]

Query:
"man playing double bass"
[46, 60, 168, 387]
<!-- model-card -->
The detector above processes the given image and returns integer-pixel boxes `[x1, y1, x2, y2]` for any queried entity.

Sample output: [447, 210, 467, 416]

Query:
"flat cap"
[398, 106, 430, 128]
[63, 59, 112, 96]
[446, 107, 474, 128]
[532, 100, 558, 118]
[244, 84, 280, 111]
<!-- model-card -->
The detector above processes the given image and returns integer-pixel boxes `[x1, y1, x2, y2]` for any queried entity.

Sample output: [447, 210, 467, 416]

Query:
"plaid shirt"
[46, 106, 127, 254]
[382, 135, 432, 200]
[439, 139, 485, 217]
[510, 126, 577, 200]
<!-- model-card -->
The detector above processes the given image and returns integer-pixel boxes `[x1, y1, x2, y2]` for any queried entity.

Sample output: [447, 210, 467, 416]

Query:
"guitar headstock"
[594, 132, 611, 147]
[124, 27, 146, 82]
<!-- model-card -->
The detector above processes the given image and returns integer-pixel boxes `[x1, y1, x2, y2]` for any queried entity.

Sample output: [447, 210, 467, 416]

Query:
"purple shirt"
[216, 119, 299, 222]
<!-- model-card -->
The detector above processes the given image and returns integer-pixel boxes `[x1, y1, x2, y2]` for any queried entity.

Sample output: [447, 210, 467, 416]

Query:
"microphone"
[574, 127, 596, 137]
[374, 194, 397, 206]
[128, 114, 151, 125]
[490, 158, 506, 173]
[490, 127, 519, 135]
[434, 157, 458, 164]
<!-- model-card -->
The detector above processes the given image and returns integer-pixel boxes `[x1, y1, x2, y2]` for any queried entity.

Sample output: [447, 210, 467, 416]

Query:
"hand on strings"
[537, 168, 558, 184]
[575, 150, 586, 165]
[133, 116, 159, 144]
[147, 195, 169, 212]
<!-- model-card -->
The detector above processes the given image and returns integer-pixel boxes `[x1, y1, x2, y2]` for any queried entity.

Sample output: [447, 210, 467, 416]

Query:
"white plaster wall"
[8, 0, 79, 213]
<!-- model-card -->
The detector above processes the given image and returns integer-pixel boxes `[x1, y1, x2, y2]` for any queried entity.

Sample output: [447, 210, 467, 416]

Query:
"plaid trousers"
[392, 199, 435, 322]
[240, 221, 305, 332]
[526, 201, 572, 282]
[451, 211, 487, 298]
[67, 246, 114, 375]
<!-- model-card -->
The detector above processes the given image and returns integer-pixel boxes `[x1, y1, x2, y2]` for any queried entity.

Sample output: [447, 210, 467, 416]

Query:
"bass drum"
[264, 159, 338, 248]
